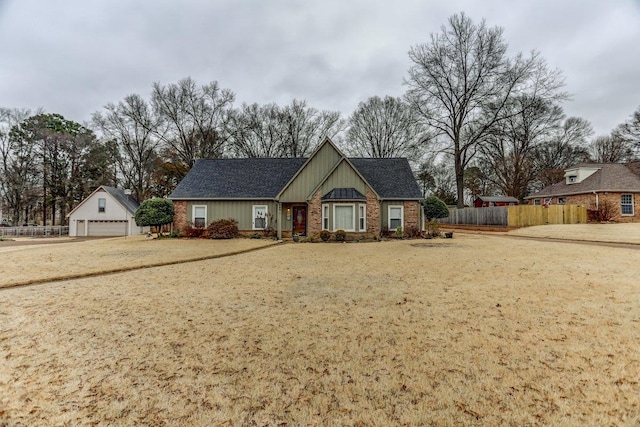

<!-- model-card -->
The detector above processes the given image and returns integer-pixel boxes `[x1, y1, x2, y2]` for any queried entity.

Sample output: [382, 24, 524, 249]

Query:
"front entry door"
[292, 206, 307, 236]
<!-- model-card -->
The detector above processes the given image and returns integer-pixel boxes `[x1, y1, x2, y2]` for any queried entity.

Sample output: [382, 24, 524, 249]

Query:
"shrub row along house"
[525, 163, 640, 222]
[169, 138, 424, 239]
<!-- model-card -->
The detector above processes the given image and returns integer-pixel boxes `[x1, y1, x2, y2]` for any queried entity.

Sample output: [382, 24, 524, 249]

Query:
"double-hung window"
[333, 204, 355, 231]
[322, 204, 329, 230]
[388, 205, 403, 230]
[98, 198, 106, 213]
[359, 204, 366, 231]
[192, 205, 207, 228]
[253, 205, 268, 230]
[621, 194, 634, 216]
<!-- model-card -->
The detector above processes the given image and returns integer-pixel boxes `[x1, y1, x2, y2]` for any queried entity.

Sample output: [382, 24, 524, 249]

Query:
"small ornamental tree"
[423, 196, 450, 237]
[135, 198, 175, 236]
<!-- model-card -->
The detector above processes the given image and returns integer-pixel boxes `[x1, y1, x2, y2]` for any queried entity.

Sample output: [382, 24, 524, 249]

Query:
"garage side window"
[98, 198, 106, 213]
[192, 205, 207, 228]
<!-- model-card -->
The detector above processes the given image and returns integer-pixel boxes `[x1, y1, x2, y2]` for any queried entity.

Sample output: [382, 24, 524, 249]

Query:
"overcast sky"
[1, 0, 639, 136]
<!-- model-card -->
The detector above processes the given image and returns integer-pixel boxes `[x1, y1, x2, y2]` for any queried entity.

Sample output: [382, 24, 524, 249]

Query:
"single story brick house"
[169, 138, 424, 238]
[525, 163, 640, 222]
[473, 196, 519, 208]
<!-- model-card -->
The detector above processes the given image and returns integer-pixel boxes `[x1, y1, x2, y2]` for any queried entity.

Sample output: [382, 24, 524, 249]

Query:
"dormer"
[564, 166, 600, 184]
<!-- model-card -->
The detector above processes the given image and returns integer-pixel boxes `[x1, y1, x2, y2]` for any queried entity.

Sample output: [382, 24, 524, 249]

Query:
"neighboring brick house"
[169, 138, 424, 238]
[525, 163, 640, 222]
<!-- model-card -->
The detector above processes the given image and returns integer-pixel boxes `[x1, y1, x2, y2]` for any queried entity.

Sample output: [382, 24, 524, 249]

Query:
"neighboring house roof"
[169, 158, 307, 199]
[322, 188, 366, 200]
[169, 156, 423, 201]
[66, 185, 140, 217]
[476, 196, 519, 203]
[526, 163, 640, 199]
[350, 158, 423, 199]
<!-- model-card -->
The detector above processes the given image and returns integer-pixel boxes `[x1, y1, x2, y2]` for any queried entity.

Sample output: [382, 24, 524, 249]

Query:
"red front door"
[293, 206, 306, 236]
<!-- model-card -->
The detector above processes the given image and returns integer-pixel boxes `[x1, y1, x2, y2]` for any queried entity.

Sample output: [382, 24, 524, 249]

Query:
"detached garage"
[67, 186, 149, 237]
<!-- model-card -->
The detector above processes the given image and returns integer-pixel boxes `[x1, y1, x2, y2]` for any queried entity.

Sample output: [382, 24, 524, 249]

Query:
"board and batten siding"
[186, 200, 277, 230]
[279, 142, 342, 203]
[318, 161, 367, 196]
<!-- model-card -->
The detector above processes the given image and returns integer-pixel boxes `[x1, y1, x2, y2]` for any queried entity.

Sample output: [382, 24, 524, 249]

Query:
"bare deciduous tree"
[589, 134, 635, 163]
[612, 105, 640, 154]
[534, 117, 592, 188]
[405, 12, 566, 207]
[92, 94, 159, 202]
[228, 100, 344, 158]
[344, 95, 425, 160]
[151, 77, 235, 169]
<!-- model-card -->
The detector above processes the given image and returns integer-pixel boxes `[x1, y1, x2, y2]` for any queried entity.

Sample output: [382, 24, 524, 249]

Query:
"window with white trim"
[388, 205, 403, 230]
[98, 198, 106, 213]
[322, 204, 329, 230]
[558, 197, 566, 205]
[621, 194, 634, 216]
[253, 205, 268, 230]
[359, 204, 366, 231]
[192, 205, 207, 228]
[333, 204, 355, 231]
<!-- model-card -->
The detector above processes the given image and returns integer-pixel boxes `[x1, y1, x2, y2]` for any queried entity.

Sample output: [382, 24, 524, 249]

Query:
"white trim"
[359, 203, 366, 231]
[388, 205, 404, 230]
[192, 205, 207, 227]
[252, 205, 268, 230]
[333, 203, 356, 232]
[621, 194, 634, 216]
[322, 204, 329, 230]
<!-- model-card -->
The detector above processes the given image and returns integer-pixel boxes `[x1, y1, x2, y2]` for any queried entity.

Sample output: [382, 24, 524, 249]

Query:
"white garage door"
[87, 220, 127, 236]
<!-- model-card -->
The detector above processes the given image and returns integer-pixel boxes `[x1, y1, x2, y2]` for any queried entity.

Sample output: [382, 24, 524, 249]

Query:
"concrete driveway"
[508, 223, 640, 245]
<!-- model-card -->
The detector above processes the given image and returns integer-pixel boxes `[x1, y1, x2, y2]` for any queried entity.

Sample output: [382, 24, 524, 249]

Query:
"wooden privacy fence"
[506, 204, 587, 227]
[440, 205, 587, 227]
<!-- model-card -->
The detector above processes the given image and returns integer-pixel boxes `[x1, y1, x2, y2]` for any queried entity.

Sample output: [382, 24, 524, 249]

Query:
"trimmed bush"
[404, 225, 421, 239]
[207, 219, 239, 239]
[423, 196, 450, 221]
[183, 223, 206, 238]
[320, 229, 331, 242]
[335, 229, 346, 242]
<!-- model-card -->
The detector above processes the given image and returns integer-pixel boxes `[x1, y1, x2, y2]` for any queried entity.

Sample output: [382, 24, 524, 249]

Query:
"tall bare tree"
[345, 95, 425, 160]
[534, 117, 592, 188]
[589, 134, 635, 163]
[405, 12, 566, 207]
[151, 77, 235, 169]
[92, 94, 159, 201]
[478, 96, 564, 200]
[612, 105, 640, 154]
[228, 100, 344, 158]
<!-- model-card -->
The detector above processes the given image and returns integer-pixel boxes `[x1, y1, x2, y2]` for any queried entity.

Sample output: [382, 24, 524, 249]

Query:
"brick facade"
[173, 200, 187, 232]
[307, 190, 323, 236]
[366, 188, 380, 237]
[528, 193, 640, 222]
[404, 200, 420, 231]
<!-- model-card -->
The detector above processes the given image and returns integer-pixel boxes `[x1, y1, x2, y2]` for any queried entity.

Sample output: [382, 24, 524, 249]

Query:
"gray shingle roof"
[169, 157, 423, 200]
[102, 186, 140, 214]
[476, 196, 519, 203]
[526, 163, 640, 199]
[350, 158, 423, 199]
[169, 158, 307, 199]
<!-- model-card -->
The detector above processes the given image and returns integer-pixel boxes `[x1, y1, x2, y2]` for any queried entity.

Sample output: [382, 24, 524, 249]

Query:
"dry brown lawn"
[1, 232, 639, 426]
